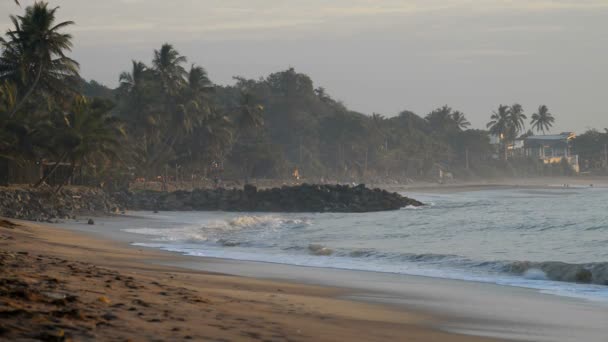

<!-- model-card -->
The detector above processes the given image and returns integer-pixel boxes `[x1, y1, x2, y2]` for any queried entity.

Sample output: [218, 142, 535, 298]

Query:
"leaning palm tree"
[487, 104, 511, 160]
[451, 110, 470, 130]
[530, 105, 555, 134]
[0, 2, 79, 118]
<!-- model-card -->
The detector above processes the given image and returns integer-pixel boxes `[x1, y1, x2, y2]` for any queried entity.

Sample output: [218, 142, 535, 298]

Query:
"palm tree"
[426, 105, 456, 132]
[152, 43, 187, 96]
[236, 91, 264, 130]
[35, 97, 124, 189]
[531, 105, 555, 134]
[509, 103, 527, 136]
[119, 60, 147, 95]
[487, 105, 511, 160]
[187, 64, 212, 94]
[119, 60, 153, 128]
[451, 110, 470, 130]
[0, 81, 20, 158]
[371, 113, 388, 151]
[0, 80, 51, 165]
[0, 2, 79, 118]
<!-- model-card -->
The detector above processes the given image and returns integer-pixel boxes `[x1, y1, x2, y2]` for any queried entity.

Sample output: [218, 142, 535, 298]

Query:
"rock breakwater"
[0, 187, 123, 221]
[118, 184, 423, 213]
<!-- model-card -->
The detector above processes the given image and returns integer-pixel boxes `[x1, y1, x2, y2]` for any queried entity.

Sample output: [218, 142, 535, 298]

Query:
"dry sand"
[0, 218, 502, 342]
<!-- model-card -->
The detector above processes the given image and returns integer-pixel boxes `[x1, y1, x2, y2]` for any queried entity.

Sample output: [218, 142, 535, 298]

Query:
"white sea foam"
[124, 215, 310, 244]
[523, 268, 548, 280]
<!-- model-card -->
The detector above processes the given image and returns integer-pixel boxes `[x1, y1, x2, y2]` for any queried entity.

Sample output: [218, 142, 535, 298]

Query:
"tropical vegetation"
[1, 2, 604, 190]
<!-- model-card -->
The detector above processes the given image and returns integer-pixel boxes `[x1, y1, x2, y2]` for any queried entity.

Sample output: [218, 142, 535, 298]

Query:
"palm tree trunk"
[34, 152, 68, 187]
[54, 162, 75, 194]
[9, 66, 42, 119]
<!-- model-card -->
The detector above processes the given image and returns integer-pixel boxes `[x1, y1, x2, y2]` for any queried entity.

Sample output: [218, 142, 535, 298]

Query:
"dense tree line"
[1, 2, 603, 190]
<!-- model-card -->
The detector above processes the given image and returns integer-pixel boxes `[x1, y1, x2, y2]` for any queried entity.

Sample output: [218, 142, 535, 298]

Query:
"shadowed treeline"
[1, 2, 605, 191]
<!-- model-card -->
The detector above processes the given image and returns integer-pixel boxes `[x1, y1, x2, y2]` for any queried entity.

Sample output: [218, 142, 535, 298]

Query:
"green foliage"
[0, 1, 79, 114]
[3, 1, 576, 188]
[530, 105, 555, 134]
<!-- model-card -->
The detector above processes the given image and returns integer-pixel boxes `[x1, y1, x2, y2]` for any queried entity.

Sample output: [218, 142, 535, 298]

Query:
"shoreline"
[3, 217, 608, 341]
[0, 218, 503, 342]
[380, 176, 608, 194]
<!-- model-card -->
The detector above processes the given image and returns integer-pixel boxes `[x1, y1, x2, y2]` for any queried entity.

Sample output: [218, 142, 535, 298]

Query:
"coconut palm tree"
[509, 103, 527, 136]
[119, 60, 147, 95]
[186, 64, 212, 94]
[236, 91, 264, 130]
[152, 43, 187, 97]
[172, 65, 214, 133]
[451, 110, 470, 130]
[35, 97, 124, 189]
[0, 80, 51, 164]
[119, 60, 155, 131]
[530, 105, 555, 134]
[0, 2, 79, 118]
[0, 81, 20, 158]
[426, 105, 454, 132]
[487, 105, 511, 160]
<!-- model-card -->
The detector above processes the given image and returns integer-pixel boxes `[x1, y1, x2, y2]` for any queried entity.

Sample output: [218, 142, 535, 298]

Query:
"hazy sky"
[2, 0, 607, 133]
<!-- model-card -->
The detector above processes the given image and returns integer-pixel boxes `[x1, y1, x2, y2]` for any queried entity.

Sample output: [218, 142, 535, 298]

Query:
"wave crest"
[308, 244, 334, 256]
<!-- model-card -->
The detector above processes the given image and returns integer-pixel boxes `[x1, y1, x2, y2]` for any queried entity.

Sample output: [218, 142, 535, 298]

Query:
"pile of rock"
[0, 184, 423, 222]
[119, 184, 423, 213]
[0, 187, 123, 222]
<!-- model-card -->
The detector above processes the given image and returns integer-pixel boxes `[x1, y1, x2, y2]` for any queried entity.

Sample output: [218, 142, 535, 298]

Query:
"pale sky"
[2, 0, 607, 133]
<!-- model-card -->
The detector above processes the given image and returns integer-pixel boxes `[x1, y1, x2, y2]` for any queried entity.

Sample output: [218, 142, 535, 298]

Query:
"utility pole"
[465, 148, 469, 170]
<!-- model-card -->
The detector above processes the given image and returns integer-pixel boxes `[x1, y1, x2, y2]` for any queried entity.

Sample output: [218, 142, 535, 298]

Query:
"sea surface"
[114, 187, 608, 301]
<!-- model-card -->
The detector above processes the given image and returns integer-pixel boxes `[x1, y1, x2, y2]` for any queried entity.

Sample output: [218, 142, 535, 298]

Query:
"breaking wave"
[308, 244, 334, 256]
[337, 250, 608, 286]
[124, 215, 310, 244]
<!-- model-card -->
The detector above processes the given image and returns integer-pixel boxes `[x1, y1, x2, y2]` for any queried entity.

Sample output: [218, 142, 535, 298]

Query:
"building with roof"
[524, 132, 579, 173]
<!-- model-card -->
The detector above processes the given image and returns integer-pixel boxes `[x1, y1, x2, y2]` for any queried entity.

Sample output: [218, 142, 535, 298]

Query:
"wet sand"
[0, 218, 501, 342]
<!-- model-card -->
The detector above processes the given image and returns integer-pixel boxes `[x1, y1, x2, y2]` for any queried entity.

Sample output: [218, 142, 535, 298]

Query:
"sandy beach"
[2, 212, 608, 342]
[0, 218, 504, 342]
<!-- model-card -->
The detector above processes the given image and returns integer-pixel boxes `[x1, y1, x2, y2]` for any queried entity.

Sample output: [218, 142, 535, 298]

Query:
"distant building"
[524, 132, 579, 173]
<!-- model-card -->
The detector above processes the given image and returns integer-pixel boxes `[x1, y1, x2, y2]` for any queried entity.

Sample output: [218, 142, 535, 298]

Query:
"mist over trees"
[1, 2, 606, 189]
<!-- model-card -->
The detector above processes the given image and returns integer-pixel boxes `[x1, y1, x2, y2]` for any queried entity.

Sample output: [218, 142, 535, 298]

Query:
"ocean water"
[121, 187, 608, 301]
